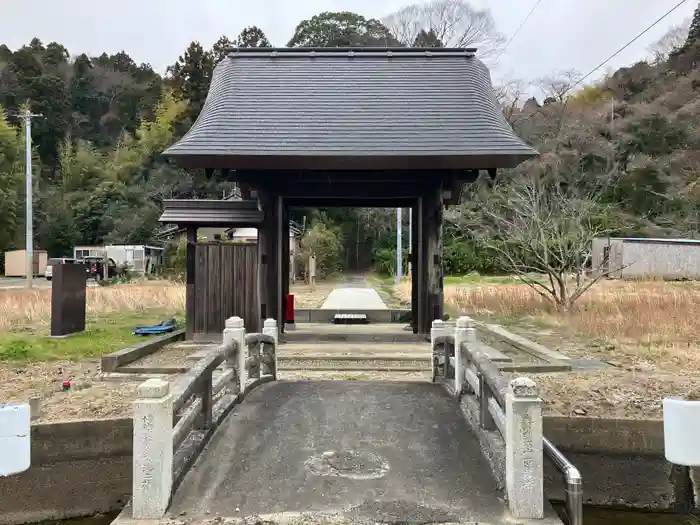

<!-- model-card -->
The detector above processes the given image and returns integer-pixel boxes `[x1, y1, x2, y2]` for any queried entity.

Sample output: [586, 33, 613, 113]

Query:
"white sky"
[0, 0, 695, 88]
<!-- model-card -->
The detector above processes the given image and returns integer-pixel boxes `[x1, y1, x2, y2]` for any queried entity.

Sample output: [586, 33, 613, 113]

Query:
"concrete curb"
[101, 329, 185, 372]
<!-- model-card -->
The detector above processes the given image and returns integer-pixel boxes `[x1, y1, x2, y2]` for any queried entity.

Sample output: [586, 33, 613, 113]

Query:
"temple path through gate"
[121, 281, 566, 525]
[319, 276, 388, 311]
[168, 381, 507, 523]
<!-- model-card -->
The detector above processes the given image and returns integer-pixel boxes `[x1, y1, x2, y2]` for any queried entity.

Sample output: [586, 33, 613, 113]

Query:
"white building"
[73, 245, 164, 274]
[592, 237, 700, 280]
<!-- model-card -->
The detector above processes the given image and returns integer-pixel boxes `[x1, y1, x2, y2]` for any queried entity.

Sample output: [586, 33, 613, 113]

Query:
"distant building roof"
[163, 47, 537, 171]
[605, 237, 700, 245]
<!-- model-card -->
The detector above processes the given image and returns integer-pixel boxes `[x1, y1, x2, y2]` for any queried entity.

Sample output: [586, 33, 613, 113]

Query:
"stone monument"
[50, 262, 87, 337]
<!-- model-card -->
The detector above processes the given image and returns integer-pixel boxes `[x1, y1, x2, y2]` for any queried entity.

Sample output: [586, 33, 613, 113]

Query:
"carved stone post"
[262, 318, 278, 378]
[430, 319, 449, 381]
[454, 316, 471, 395]
[225, 316, 246, 391]
[132, 378, 173, 519]
[506, 377, 544, 519]
[223, 316, 243, 393]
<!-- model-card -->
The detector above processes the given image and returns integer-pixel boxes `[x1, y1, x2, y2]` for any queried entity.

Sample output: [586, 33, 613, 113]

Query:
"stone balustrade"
[431, 317, 582, 525]
[132, 317, 278, 519]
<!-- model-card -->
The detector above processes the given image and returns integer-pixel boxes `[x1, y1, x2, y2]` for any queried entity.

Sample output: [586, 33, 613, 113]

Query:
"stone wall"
[544, 417, 694, 511]
[0, 418, 132, 525]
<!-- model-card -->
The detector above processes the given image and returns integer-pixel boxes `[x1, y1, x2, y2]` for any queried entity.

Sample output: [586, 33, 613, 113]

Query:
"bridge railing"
[131, 316, 278, 520]
[431, 317, 582, 525]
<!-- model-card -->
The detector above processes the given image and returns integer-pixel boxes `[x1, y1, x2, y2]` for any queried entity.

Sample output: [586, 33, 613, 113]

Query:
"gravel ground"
[0, 359, 143, 423]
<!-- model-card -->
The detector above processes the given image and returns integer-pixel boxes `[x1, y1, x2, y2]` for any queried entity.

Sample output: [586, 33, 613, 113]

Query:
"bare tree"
[474, 177, 620, 310]
[493, 78, 528, 125]
[383, 0, 505, 57]
[649, 18, 691, 63]
[536, 69, 581, 104]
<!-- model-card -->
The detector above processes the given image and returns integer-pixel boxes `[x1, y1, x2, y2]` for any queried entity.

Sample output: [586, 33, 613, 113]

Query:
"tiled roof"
[163, 48, 536, 168]
[158, 200, 263, 227]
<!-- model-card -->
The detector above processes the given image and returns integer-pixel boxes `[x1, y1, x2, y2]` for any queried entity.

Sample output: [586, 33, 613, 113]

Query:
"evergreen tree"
[685, 2, 700, 48]
[235, 26, 272, 48]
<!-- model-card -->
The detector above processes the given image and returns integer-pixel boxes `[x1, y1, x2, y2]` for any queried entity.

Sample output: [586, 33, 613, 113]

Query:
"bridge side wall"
[0, 418, 132, 525]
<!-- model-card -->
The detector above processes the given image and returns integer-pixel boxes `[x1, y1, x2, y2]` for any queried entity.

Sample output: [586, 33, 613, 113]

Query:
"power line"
[495, 0, 545, 61]
[572, 0, 691, 89]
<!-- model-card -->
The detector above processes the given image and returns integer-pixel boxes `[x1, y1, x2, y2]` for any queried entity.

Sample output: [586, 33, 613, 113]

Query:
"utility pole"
[610, 97, 615, 129]
[396, 208, 403, 284]
[19, 106, 41, 289]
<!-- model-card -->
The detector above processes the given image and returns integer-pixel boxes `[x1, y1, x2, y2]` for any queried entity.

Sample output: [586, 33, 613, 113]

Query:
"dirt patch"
[0, 359, 140, 422]
[420, 278, 700, 420]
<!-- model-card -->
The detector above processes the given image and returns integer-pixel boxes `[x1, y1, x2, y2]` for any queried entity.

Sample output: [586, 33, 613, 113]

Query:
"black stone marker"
[50, 263, 87, 337]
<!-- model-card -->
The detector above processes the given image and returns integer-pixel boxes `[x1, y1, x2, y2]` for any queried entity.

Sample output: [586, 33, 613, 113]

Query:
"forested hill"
[1, 2, 700, 276]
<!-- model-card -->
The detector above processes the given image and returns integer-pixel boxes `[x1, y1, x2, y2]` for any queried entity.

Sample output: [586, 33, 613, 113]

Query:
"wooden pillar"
[258, 187, 280, 329]
[257, 190, 273, 326]
[281, 203, 290, 332]
[416, 197, 426, 334]
[417, 182, 444, 334]
[436, 190, 445, 322]
[185, 226, 197, 340]
[275, 195, 285, 328]
[410, 200, 419, 334]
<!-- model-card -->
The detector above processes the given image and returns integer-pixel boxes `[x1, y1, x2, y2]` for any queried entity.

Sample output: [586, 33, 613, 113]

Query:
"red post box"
[286, 294, 295, 324]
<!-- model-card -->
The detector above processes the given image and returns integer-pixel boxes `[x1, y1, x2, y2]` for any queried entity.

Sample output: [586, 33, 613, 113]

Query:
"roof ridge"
[226, 47, 477, 59]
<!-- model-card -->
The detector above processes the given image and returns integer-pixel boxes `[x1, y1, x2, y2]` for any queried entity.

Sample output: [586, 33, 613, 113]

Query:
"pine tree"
[684, 2, 700, 49]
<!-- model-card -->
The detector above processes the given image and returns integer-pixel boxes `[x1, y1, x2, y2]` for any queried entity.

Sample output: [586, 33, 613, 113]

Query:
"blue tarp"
[133, 318, 178, 336]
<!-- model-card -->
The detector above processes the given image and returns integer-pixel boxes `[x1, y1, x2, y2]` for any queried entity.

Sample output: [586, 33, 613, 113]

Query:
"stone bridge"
[115, 314, 582, 525]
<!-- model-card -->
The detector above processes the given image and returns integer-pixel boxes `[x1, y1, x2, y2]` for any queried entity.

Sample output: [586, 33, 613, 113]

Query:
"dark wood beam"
[286, 198, 416, 208]
[277, 182, 431, 200]
[231, 169, 480, 185]
[185, 226, 197, 340]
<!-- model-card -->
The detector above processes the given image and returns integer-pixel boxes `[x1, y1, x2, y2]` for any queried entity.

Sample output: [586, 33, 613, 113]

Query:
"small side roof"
[164, 47, 537, 171]
[158, 200, 263, 227]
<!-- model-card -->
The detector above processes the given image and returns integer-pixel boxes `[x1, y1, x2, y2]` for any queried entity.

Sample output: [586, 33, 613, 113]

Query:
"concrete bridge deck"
[168, 380, 512, 524]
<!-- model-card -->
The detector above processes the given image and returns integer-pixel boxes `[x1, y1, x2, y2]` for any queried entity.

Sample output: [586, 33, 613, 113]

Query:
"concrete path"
[320, 288, 388, 310]
[169, 381, 508, 523]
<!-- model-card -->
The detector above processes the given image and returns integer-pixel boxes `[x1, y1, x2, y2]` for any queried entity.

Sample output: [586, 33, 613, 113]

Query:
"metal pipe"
[543, 437, 583, 525]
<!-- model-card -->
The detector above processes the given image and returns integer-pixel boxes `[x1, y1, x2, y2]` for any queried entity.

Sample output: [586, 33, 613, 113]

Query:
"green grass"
[0, 310, 182, 362]
[444, 273, 537, 285]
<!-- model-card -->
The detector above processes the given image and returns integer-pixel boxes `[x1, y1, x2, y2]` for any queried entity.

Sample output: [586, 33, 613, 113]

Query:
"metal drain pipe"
[543, 437, 583, 525]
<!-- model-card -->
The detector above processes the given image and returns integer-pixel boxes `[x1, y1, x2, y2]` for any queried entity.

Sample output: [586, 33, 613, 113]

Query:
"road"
[0, 278, 98, 289]
[169, 380, 507, 523]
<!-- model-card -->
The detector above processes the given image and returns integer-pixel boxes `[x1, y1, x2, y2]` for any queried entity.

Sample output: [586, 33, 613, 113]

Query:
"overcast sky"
[0, 0, 695, 88]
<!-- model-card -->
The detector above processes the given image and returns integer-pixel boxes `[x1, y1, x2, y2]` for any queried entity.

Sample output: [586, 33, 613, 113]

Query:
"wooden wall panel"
[193, 243, 260, 339]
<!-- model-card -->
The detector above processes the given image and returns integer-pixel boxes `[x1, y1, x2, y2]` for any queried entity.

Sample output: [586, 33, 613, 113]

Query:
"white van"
[44, 257, 78, 280]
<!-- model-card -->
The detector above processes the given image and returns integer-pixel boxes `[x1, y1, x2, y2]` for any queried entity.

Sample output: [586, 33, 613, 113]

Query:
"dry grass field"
[0, 281, 186, 421]
[0, 281, 186, 332]
[397, 278, 700, 419]
[0, 279, 334, 422]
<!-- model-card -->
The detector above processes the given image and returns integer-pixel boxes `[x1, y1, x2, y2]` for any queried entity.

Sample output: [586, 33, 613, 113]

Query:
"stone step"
[278, 354, 430, 362]
[277, 370, 431, 382]
[278, 342, 429, 356]
[278, 358, 429, 372]
[282, 325, 427, 344]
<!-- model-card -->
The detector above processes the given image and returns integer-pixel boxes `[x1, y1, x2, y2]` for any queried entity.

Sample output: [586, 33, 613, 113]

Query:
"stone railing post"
[454, 316, 471, 394]
[224, 316, 246, 391]
[430, 319, 449, 381]
[506, 377, 544, 519]
[263, 318, 278, 378]
[132, 378, 173, 519]
[223, 316, 243, 393]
